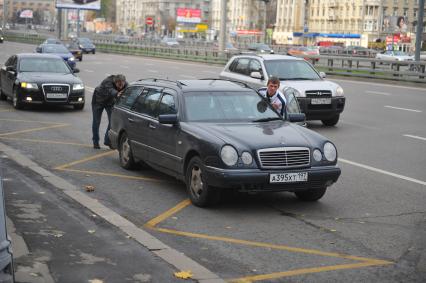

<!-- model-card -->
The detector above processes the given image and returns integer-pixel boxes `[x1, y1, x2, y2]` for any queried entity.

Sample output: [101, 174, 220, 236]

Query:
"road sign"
[146, 17, 153, 26]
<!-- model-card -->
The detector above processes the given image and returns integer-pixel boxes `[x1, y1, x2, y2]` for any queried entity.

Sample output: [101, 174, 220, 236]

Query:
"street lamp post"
[414, 0, 425, 61]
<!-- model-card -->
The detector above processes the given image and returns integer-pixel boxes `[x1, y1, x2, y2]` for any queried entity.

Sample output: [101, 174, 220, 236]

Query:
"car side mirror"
[288, 113, 306, 123]
[158, 114, 178, 125]
[250, 71, 263, 80]
[73, 68, 80, 73]
[6, 66, 15, 74]
[319, 72, 326, 78]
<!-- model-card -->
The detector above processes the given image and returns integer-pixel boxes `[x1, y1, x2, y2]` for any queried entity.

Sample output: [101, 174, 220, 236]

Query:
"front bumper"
[204, 165, 341, 192]
[17, 87, 85, 106]
[297, 97, 345, 120]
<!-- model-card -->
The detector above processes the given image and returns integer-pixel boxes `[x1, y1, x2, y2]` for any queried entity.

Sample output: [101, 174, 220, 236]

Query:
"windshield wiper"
[253, 117, 282, 122]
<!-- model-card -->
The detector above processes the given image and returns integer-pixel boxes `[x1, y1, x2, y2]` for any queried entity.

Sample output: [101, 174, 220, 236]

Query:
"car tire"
[185, 156, 221, 207]
[295, 187, 327, 201]
[12, 88, 23, 109]
[73, 103, 84, 110]
[119, 132, 136, 170]
[79, 57, 82, 62]
[0, 87, 7, 100]
[321, 114, 340, 126]
[92, 50, 96, 54]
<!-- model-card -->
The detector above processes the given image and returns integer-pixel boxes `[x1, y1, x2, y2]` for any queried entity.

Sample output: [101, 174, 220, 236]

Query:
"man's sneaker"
[93, 143, 100, 149]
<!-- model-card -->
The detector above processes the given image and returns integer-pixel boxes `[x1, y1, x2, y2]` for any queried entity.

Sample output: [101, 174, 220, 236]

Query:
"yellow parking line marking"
[0, 118, 64, 124]
[54, 151, 116, 170]
[145, 199, 191, 229]
[145, 200, 393, 281]
[0, 109, 14, 112]
[57, 168, 168, 183]
[229, 261, 392, 282]
[0, 124, 69, 137]
[0, 137, 91, 147]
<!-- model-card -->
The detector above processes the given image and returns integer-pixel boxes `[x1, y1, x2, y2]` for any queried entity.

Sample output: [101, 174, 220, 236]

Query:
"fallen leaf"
[88, 230, 96, 234]
[53, 233, 63, 238]
[88, 279, 103, 283]
[38, 192, 45, 194]
[85, 175, 91, 177]
[359, 221, 365, 224]
[85, 185, 95, 192]
[226, 226, 232, 229]
[174, 270, 193, 279]
[330, 229, 337, 232]
[30, 273, 39, 277]
[171, 217, 178, 220]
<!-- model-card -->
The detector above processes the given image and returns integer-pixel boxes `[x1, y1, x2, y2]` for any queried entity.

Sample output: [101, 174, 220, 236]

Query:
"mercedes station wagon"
[109, 79, 341, 207]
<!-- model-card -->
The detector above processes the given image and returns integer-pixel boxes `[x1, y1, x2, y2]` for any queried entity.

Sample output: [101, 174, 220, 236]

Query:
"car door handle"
[127, 118, 135, 123]
[149, 123, 156, 129]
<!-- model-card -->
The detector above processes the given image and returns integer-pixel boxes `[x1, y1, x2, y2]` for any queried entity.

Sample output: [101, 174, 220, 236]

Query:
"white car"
[375, 50, 414, 62]
[219, 54, 346, 126]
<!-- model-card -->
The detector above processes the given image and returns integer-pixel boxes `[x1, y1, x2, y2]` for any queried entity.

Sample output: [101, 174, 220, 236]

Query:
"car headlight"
[20, 82, 38, 89]
[221, 145, 238, 166]
[73, 83, 84, 91]
[323, 142, 337, 162]
[69, 57, 75, 61]
[313, 149, 322, 162]
[335, 86, 344, 96]
[79, 45, 84, 48]
[241, 151, 253, 165]
[284, 87, 303, 97]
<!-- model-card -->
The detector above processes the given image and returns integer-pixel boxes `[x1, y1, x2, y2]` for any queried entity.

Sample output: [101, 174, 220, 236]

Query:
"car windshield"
[79, 38, 91, 43]
[19, 58, 71, 73]
[393, 51, 406, 56]
[183, 91, 281, 122]
[42, 45, 69, 53]
[257, 44, 270, 49]
[264, 60, 321, 80]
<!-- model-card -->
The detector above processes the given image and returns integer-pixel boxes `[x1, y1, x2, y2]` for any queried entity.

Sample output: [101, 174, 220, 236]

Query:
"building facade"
[1, 0, 55, 26]
[273, 0, 425, 48]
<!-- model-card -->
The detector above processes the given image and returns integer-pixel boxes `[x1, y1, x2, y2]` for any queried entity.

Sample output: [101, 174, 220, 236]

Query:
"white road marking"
[120, 65, 129, 69]
[202, 70, 218, 74]
[179, 75, 197, 79]
[148, 70, 159, 73]
[365, 91, 391, 96]
[339, 158, 426, 186]
[384, 105, 422, 113]
[84, 69, 94, 73]
[333, 79, 425, 91]
[86, 86, 95, 92]
[145, 63, 154, 66]
[403, 134, 426, 141]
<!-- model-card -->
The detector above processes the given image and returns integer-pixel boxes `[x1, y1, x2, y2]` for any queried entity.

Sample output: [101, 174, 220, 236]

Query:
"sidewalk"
[1, 155, 189, 283]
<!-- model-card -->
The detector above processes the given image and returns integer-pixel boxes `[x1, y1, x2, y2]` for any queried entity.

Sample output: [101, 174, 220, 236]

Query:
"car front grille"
[305, 90, 332, 98]
[257, 147, 310, 169]
[42, 84, 70, 102]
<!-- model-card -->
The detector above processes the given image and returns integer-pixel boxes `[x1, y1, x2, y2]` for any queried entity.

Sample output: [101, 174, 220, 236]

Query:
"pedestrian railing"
[4, 31, 425, 83]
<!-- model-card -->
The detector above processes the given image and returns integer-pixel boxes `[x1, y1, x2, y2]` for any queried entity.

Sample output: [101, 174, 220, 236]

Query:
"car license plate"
[270, 172, 308, 183]
[46, 93, 67, 99]
[311, 98, 331, 105]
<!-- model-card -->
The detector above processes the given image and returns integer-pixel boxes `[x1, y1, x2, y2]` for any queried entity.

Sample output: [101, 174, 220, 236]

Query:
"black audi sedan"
[109, 79, 341, 207]
[0, 53, 85, 110]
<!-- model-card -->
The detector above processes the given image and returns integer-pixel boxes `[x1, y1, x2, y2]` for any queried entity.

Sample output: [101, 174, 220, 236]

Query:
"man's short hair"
[113, 74, 126, 83]
[267, 76, 280, 85]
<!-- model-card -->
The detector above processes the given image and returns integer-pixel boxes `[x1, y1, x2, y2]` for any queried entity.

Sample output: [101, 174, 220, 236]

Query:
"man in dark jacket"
[91, 74, 127, 149]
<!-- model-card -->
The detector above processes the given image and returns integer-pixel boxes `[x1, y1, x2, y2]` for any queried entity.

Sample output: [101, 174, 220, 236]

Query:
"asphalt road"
[0, 41, 425, 282]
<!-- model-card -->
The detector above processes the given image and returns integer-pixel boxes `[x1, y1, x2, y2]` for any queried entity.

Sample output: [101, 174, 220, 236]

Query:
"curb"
[0, 142, 225, 283]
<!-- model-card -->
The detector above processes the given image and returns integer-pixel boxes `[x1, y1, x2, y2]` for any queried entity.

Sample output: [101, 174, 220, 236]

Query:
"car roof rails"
[137, 78, 186, 88]
[199, 78, 255, 90]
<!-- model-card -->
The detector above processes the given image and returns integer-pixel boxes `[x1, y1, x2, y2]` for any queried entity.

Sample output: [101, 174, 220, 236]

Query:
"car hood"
[81, 43, 95, 48]
[187, 121, 325, 150]
[280, 80, 340, 94]
[19, 72, 82, 84]
[48, 53, 73, 59]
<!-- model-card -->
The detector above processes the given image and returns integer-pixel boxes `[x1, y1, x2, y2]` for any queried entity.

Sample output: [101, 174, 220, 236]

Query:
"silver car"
[219, 54, 346, 126]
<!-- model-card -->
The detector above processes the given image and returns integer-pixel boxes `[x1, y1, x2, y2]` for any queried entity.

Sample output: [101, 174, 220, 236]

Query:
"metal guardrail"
[4, 31, 426, 83]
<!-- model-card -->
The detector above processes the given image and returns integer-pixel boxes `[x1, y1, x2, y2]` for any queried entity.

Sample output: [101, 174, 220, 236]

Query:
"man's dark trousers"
[91, 103, 113, 146]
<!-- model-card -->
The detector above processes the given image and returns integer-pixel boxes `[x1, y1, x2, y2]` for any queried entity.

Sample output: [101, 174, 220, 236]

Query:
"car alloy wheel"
[186, 156, 221, 207]
[119, 133, 136, 169]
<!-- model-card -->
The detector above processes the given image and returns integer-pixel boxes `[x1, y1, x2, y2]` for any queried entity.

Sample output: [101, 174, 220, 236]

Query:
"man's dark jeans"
[92, 103, 113, 145]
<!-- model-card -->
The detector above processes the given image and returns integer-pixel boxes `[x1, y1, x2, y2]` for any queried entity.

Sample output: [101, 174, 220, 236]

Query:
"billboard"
[20, 10, 33, 19]
[56, 0, 101, 10]
[176, 8, 201, 23]
[383, 16, 408, 33]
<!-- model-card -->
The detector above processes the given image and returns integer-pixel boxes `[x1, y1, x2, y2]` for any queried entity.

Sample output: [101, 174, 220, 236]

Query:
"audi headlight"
[221, 145, 238, 166]
[69, 57, 75, 61]
[20, 82, 38, 89]
[79, 44, 84, 49]
[323, 142, 337, 162]
[284, 87, 303, 97]
[313, 149, 322, 162]
[73, 83, 84, 91]
[241, 151, 253, 165]
[335, 86, 344, 96]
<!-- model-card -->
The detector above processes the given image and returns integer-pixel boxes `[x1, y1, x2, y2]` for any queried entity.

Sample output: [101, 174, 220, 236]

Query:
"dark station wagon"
[109, 79, 341, 207]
